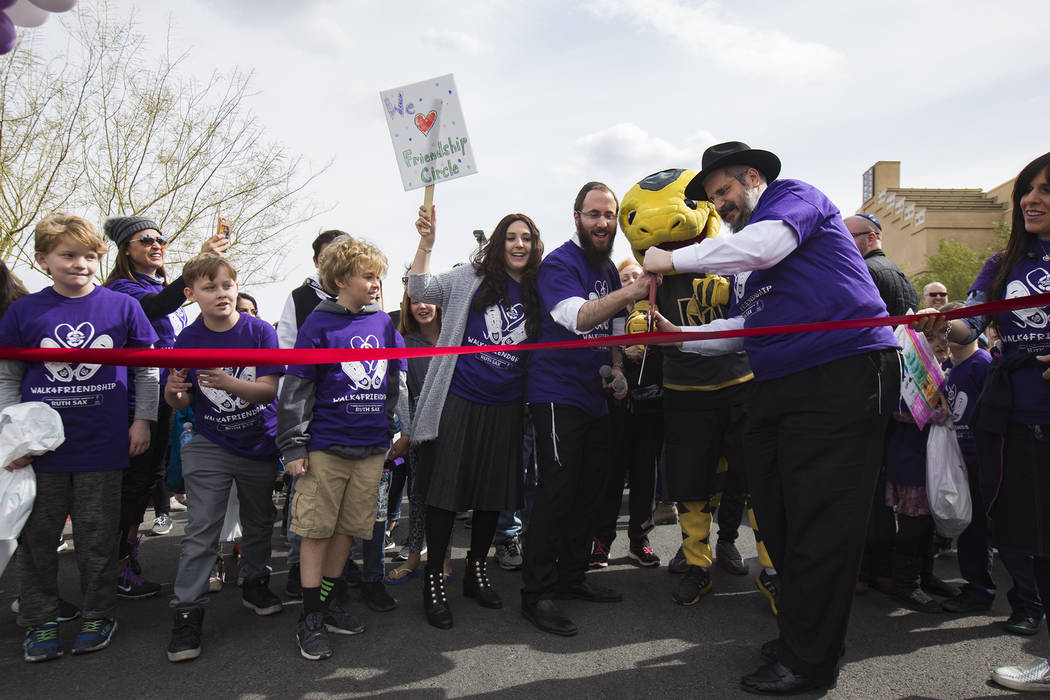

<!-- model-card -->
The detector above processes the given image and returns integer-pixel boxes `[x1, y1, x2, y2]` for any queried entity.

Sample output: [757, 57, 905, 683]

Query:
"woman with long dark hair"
[407, 205, 543, 629]
[916, 152, 1050, 691]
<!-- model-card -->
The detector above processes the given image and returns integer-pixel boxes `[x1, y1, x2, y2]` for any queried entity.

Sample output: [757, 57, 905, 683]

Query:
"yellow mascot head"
[618, 169, 721, 268]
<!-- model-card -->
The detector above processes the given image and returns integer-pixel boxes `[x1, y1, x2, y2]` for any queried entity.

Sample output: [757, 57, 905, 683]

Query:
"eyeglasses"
[851, 231, 878, 238]
[926, 292, 948, 298]
[134, 234, 168, 246]
[576, 210, 617, 222]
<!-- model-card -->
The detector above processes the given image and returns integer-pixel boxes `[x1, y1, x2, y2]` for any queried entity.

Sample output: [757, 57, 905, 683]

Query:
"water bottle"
[179, 421, 195, 448]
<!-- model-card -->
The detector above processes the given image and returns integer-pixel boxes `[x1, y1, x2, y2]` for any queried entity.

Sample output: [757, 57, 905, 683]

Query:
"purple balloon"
[0, 0, 15, 10]
[0, 12, 16, 55]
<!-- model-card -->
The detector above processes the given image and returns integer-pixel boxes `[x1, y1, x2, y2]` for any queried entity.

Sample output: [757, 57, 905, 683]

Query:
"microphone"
[599, 364, 627, 394]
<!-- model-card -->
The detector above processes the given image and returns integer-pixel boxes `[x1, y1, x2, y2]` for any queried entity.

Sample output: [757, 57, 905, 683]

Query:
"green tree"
[911, 221, 1010, 302]
[0, 3, 327, 283]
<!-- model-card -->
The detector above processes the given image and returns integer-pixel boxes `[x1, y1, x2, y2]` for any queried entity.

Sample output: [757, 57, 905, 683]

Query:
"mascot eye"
[684, 199, 698, 210]
[626, 210, 636, 225]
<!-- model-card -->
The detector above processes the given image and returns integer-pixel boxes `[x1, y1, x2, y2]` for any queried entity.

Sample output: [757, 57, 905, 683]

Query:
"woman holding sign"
[407, 204, 542, 629]
[915, 152, 1050, 692]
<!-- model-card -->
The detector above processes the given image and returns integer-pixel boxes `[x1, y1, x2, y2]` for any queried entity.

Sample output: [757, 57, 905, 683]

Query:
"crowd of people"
[0, 144, 1048, 695]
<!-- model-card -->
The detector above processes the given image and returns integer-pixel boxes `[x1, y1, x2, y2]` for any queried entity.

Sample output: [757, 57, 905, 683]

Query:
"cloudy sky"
[16, 0, 1050, 318]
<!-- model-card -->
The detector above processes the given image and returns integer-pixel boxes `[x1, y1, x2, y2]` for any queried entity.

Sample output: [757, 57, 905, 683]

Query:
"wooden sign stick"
[423, 184, 435, 210]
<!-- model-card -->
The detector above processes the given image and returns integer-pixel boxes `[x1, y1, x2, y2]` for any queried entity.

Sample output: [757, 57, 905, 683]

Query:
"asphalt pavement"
[0, 494, 1044, 699]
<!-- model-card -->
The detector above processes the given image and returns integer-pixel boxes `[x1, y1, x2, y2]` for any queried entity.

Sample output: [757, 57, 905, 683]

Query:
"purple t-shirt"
[0, 286, 157, 472]
[285, 307, 396, 450]
[166, 313, 282, 461]
[449, 279, 528, 406]
[107, 273, 188, 348]
[944, 348, 991, 465]
[731, 179, 898, 380]
[525, 239, 625, 416]
[969, 252, 1050, 423]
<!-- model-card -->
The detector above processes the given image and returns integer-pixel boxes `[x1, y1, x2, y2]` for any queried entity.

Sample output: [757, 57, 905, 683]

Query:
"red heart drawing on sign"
[415, 111, 437, 135]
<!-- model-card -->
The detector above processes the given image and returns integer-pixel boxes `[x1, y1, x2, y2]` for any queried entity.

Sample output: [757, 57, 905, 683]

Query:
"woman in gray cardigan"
[407, 204, 543, 629]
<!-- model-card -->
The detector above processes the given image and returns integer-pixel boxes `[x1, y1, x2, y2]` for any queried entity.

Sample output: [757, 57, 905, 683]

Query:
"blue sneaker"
[72, 617, 117, 655]
[24, 620, 62, 662]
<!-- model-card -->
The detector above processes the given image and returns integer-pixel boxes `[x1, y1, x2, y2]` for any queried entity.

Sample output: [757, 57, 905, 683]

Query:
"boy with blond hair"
[0, 213, 158, 661]
[277, 235, 399, 660]
[163, 253, 285, 662]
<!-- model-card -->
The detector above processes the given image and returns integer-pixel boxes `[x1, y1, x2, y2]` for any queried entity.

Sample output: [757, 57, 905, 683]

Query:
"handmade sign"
[379, 74, 477, 193]
[895, 324, 947, 429]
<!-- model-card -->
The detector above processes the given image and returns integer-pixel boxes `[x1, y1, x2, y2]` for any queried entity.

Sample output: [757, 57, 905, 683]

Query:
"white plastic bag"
[926, 422, 972, 538]
[0, 402, 64, 545]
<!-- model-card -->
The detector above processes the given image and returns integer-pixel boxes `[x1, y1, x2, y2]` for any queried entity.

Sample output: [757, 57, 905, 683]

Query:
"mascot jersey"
[658, 274, 753, 391]
[0, 286, 157, 472]
[167, 312, 282, 461]
[286, 301, 398, 450]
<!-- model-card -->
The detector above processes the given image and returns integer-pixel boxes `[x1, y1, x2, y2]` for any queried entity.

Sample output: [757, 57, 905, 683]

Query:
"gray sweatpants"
[18, 469, 122, 626]
[172, 436, 278, 608]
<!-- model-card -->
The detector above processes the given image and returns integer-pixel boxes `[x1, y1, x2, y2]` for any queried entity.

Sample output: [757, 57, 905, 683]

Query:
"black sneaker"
[667, 545, 688, 574]
[672, 565, 712, 605]
[117, 567, 161, 600]
[628, 539, 660, 567]
[242, 574, 283, 616]
[285, 563, 302, 599]
[942, 589, 993, 614]
[715, 540, 748, 576]
[360, 581, 397, 612]
[167, 607, 203, 662]
[297, 611, 332, 660]
[323, 599, 365, 635]
[1004, 611, 1042, 636]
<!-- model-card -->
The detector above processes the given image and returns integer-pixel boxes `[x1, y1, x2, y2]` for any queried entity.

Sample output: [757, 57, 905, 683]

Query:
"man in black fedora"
[645, 142, 902, 694]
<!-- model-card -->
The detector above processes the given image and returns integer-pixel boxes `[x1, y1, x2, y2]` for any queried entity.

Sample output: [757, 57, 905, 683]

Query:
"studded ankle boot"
[422, 570, 453, 629]
[463, 552, 502, 609]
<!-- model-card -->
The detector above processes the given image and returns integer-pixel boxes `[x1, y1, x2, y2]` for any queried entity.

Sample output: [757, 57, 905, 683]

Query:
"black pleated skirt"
[416, 393, 524, 512]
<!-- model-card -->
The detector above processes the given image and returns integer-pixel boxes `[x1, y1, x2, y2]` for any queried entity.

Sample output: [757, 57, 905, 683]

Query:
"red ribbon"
[2, 293, 1047, 368]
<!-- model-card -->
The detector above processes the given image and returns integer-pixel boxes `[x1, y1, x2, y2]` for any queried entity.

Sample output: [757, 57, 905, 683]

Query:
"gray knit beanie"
[103, 216, 160, 247]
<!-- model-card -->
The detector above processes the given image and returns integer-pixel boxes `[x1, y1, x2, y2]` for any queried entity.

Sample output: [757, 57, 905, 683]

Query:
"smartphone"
[216, 217, 231, 239]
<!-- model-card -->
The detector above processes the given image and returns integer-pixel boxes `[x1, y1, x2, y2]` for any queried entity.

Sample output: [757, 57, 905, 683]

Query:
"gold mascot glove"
[626, 300, 652, 336]
[692, 274, 730, 308]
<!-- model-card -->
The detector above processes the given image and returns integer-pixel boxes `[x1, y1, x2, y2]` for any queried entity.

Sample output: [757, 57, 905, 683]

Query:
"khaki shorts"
[290, 451, 385, 539]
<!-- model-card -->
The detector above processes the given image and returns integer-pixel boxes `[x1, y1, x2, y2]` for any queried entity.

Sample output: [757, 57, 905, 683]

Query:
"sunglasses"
[134, 234, 169, 246]
[926, 292, 948, 298]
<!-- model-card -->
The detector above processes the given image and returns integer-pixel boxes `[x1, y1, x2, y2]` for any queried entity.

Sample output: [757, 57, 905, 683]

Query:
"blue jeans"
[360, 520, 386, 583]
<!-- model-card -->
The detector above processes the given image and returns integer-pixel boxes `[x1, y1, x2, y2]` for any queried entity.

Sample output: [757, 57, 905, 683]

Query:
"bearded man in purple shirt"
[646, 143, 901, 695]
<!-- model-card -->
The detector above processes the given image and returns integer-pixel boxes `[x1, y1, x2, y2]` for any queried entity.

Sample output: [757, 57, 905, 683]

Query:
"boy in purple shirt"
[162, 253, 284, 662]
[277, 235, 399, 661]
[0, 213, 158, 662]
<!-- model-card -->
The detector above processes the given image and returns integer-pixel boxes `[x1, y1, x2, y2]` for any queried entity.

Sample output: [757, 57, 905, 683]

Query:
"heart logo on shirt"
[41, 322, 112, 383]
[341, 335, 387, 391]
[415, 111, 437, 135]
[198, 366, 254, 413]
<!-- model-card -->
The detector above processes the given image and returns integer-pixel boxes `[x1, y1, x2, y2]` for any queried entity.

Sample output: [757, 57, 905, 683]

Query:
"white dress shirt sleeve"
[671, 220, 799, 275]
[680, 316, 746, 355]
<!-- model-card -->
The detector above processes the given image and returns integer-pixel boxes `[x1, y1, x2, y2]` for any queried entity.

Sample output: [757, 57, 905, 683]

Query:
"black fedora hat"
[683, 141, 781, 201]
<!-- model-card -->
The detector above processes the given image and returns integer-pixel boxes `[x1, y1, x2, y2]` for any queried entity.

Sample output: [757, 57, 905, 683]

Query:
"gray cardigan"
[407, 264, 482, 444]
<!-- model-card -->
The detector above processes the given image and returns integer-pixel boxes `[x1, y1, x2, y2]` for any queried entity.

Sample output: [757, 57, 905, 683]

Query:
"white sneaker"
[168, 496, 187, 512]
[992, 658, 1050, 692]
[152, 513, 173, 535]
[208, 559, 224, 593]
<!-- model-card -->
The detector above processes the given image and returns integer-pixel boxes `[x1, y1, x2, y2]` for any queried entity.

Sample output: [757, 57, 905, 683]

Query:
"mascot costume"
[619, 169, 777, 611]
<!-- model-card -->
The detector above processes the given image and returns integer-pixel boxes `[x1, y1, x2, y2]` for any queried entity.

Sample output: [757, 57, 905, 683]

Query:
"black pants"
[522, 403, 612, 603]
[119, 404, 172, 543]
[592, 399, 661, 547]
[746, 349, 899, 685]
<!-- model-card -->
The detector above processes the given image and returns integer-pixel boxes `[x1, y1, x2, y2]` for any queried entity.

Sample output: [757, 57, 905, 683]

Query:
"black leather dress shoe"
[521, 599, 577, 636]
[740, 662, 830, 695]
[555, 580, 623, 603]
